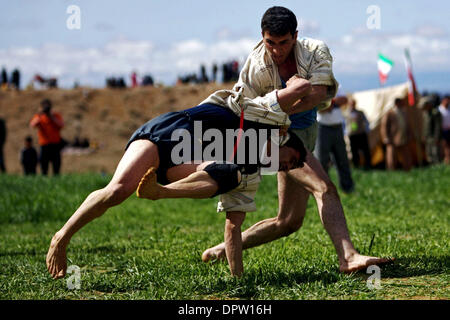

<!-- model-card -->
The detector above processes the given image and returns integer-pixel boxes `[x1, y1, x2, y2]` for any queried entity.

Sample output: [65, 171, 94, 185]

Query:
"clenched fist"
[286, 74, 311, 90]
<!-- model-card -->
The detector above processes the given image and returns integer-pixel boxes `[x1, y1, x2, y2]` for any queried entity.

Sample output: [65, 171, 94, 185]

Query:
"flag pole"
[404, 48, 423, 166]
[404, 48, 418, 106]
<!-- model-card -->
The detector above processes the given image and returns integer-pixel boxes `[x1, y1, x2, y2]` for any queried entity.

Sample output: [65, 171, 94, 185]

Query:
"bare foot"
[201, 245, 226, 262]
[340, 253, 395, 273]
[136, 167, 162, 200]
[46, 233, 68, 279]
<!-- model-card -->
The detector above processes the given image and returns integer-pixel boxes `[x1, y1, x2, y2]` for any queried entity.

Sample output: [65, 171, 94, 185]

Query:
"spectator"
[315, 98, 355, 193]
[404, 94, 425, 167]
[117, 77, 126, 88]
[141, 74, 154, 86]
[346, 99, 372, 169]
[231, 60, 239, 81]
[1, 68, 7, 90]
[222, 62, 231, 83]
[11, 68, 20, 90]
[419, 96, 442, 165]
[29, 99, 65, 175]
[33, 74, 58, 89]
[0, 118, 6, 173]
[131, 71, 138, 88]
[199, 65, 209, 83]
[380, 97, 412, 171]
[212, 63, 218, 82]
[438, 96, 450, 164]
[106, 77, 126, 89]
[20, 136, 38, 175]
[177, 73, 198, 84]
[106, 77, 117, 88]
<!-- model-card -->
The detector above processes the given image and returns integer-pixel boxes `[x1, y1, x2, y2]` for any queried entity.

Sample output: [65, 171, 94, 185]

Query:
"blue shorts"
[442, 129, 450, 143]
[126, 111, 192, 184]
[126, 104, 277, 184]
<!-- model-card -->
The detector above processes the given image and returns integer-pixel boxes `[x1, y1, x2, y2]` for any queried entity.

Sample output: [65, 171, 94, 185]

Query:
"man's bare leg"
[386, 144, 396, 170]
[137, 161, 242, 200]
[443, 140, 450, 164]
[136, 166, 219, 200]
[297, 154, 393, 272]
[225, 211, 246, 277]
[46, 140, 160, 279]
[203, 151, 393, 273]
[202, 169, 309, 262]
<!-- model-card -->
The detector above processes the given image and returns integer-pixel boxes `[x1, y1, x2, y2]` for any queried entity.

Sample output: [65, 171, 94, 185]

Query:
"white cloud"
[414, 24, 447, 38]
[0, 36, 258, 87]
[173, 39, 206, 55]
[330, 29, 450, 75]
[1, 27, 449, 88]
[215, 27, 233, 40]
[299, 19, 320, 36]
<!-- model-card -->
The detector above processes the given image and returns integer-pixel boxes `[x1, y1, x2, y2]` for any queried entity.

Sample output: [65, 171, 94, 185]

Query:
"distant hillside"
[0, 83, 233, 174]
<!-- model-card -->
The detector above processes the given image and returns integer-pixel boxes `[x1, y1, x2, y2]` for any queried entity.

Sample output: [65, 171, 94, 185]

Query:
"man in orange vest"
[30, 99, 64, 175]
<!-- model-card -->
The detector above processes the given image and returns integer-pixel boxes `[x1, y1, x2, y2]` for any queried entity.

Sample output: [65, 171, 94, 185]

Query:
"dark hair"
[25, 135, 33, 143]
[394, 98, 403, 105]
[40, 99, 52, 108]
[283, 130, 307, 167]
[261, 6, 297, 36]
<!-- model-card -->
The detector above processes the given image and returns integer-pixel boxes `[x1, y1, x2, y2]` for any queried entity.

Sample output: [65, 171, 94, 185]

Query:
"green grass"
[0, 166, 449, 300]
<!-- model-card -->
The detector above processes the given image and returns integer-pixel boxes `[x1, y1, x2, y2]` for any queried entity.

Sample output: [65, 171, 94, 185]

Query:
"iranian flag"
[404, 48, 417, 106]
[377, 53, 394, 85]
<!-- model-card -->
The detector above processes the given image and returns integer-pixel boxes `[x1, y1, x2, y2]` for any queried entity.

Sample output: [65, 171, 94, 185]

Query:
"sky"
[1, 0, 449, 93]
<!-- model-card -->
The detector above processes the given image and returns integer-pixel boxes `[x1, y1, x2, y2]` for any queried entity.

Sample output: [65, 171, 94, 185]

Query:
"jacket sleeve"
[307, 41, 339, 109]
[232, 54, 283, 113]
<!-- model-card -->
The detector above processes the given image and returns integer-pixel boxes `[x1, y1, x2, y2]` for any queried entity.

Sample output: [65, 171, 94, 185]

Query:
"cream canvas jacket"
[200, 37, 339, 127]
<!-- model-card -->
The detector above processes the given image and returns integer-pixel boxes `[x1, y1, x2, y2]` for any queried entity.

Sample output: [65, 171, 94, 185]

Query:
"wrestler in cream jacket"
[201, 37, 339, 127]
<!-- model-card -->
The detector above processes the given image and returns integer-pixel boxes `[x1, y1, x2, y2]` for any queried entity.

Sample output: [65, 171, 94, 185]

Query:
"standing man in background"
[0, 118, 6, 173]
[30, 99, 64, 175]
[419, 96, 442, 165]
[1, 67, 8, 90]
[315, 98, 355, 193]
[346, 99, 372, 170]
[380, 97, 412, 171]
[21, 136, 38, 175]
[438, 96, 450, 164]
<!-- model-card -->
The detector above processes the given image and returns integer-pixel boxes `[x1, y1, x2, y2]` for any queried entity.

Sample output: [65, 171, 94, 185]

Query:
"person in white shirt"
[315, 98, 355, 193]
[438, 96, 450, 164]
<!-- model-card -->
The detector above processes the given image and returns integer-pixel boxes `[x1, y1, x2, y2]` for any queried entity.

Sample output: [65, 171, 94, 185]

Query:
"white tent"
[350, 82, 409, 131]
[347, 82, 423, 166]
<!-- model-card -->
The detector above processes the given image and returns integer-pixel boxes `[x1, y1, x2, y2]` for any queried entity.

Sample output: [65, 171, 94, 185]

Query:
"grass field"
[0, 165, 449, 300]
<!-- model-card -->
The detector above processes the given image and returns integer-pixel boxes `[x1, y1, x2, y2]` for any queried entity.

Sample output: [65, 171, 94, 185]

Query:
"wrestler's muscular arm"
[288, 85, 328, 114]
[276, 75, 328, 115]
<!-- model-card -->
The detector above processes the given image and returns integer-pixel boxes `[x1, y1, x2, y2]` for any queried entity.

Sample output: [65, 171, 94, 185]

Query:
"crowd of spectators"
[1, 62, 448, 177]
[177, 60, 240, 85]
[311, 92, 450, 193]
[1, 67, 21, 90]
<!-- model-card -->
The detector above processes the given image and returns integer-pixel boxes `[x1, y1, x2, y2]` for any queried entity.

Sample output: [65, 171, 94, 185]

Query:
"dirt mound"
[0, 83, 233, 174]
